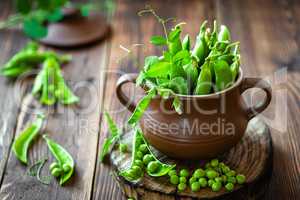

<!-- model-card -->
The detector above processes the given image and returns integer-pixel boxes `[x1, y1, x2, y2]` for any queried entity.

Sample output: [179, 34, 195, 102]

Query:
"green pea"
[236, 174, 246, 184]
[51, 168, 63, 177]
[199, 177, 207, 187]
[132, 165, 143, 177]
[138, 144, 148, 154]
[226, 170, 236, 177]
[211, 181, 222, 192]
[208, 179, 214, 187]
[193, 168, 206, 178]
[170, 175, 179, 185]
[227, 176, 236, 184]
[179, 169, 189, 177]
[191, 182, 201, 192]
[147, 161, 159, 174]
[62, 164, 72, 173]
[177, 183, 187, 191]
[136, 151, 144, 160]
[134, 159, 144, 168]
[206, 169, 219, 179]
[222, 166, 230, 174]
[210, 159, 219, 167]
[225, 182, 234, 191]
[119, 143, 128, 153]
[49, 162, 60, 171]
[221, 175, 227, 183]
[219, 162, 225, 168]
[143, 154, 154, 165]
[179, 177, 187, 183]
[215, 177, 223, 185]
[168, 169, 177, 177]
[189, 177, 197, 185]
[205, 163, 211, 169]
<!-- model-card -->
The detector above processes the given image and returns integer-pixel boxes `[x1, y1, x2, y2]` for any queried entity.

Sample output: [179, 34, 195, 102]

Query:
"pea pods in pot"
[116, 69, 272, 159]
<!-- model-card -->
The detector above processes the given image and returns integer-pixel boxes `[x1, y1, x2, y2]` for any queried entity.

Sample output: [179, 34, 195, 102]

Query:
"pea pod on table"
[13, 114, 44, 164]
[43, 135, 75, 185]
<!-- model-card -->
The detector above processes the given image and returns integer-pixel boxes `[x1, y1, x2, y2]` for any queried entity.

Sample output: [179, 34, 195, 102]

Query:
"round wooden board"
[108, 117, 273, 200]
[39, 13, 110, 47]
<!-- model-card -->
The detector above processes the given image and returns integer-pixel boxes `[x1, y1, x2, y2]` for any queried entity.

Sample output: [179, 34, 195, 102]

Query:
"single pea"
[219, 162, 225, 168]
[210, 159, 219, 167]
[119, 143, 128, 153]
[208, 179, 214, 187]
[206, 169, 219, 179]
[191, 182, 201, 192]
[51, 168, 63, 177]
[205, 163, 211, 169]
[225, 182, 234, 191]
[147, 161, 160, 174]
[168, 169, 177, 177]
[211, 181, 222, 192]
[170, 175, 179, 185]
[177, 183, 187, 191]
[138, 144, 148, 154]
[62, 164, 72, 173]
[189, 177, 197, 185]
[126, 169, 137, 178]
[134, 159, 144, 168]
[193, 168, 205, 178]
[222, 166, 230, 174]
[227, 176, 236, 184]
[179, 177, 187, 183]
[132, 165, 143, 177]
[226, 170, 236, 177]
[199, 177, 207, 187]
[49, 162, 60, 171]
[236, 174, 246, 184]
[215, 177, 223, 184]
[143, 154, 154, 165]
[221, 175, 227, 183]
[179, 169, 189, 177]
[136, 151, 144, 160]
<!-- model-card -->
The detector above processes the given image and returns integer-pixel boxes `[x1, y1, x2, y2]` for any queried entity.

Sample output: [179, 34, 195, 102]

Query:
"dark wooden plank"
[0, 0, 29, 186]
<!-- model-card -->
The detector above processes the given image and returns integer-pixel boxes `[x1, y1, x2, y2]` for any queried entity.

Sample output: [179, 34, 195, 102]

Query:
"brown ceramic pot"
[116, 69, 272, 159]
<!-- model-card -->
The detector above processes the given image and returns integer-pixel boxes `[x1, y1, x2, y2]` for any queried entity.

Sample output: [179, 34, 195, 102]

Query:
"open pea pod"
[13, 113, 44, 164]
[43, 135, 75, 185]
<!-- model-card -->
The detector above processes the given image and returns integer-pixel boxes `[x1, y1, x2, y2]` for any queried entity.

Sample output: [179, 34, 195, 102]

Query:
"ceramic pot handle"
[240, 77, 272, 119]
[116, 73, 138, 113]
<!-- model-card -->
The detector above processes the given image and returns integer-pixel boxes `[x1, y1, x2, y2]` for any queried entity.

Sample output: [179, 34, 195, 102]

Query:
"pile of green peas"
[167, 159, 246, 192]
[49, 162, 72, 179]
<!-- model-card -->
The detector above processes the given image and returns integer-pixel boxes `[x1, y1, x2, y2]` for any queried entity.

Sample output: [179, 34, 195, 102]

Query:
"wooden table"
[0, 0, 299, 199]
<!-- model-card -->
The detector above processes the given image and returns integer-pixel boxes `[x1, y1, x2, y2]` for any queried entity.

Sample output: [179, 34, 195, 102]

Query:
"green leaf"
[15, 0, 32, 14]
[128, 89, 156, 125]
[23, 18, 48, 39]
[173, 50, 190, 64]
[168, 26, 181, 42]
[150, 36, 167, 46]
[46, 8, 63, 22]
[160, 77, 188, 95]
[144, 56, 159, 71]
[145, 61, 171, 78]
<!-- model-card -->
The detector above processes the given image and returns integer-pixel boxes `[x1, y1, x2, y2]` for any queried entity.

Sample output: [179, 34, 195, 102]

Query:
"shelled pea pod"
[182, 34, 190, 51]
[43, 135, 75, 185]
[119, 129, 175, 182]
[13, 113, 44, 164]
[213, 59, 233, 92]
[192, 21, 208, 65]
[193, 61, 212, 95]
[32, 57, 79, 105]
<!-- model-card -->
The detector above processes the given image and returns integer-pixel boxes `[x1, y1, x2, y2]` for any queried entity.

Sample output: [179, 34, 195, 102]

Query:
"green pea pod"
[138, 129, 176, 177]
[22, 41, 39, 52]
[0, 64, 33, 77]
[218, 25, 231, 43]
[182, 34, 190, 51]
[230, 59, 239, 81]
[193, 62, 212, 95]
[218, 54, 234, 65]
[43, 135, 75, 185]
[40, 58, 57, 105]
[167, 26, 182, 55]
[209, 20, 218, 48]
[192, 21, 208, 65]
[13, 114, 44, 164]
[183, 60, 198, 92]
[213, 60, 233, 92]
